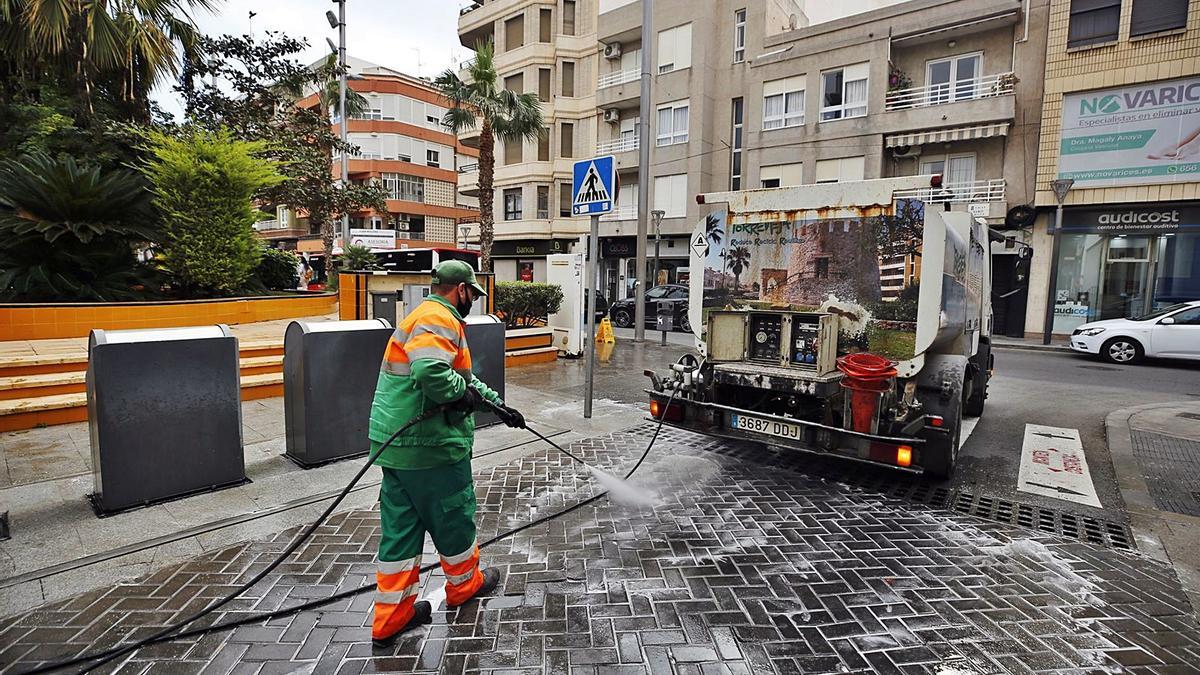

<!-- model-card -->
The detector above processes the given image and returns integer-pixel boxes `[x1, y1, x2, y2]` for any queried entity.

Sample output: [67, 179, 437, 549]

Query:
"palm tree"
[434, 39, 543, 269]
[704, 212, 723, 246]
[726, 245, 751, 291]
[8, 0, 214, 124]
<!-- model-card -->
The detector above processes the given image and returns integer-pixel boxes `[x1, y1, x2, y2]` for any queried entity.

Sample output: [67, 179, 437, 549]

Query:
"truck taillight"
[650, 399, 683, 422]
[897, 445, 913, 467]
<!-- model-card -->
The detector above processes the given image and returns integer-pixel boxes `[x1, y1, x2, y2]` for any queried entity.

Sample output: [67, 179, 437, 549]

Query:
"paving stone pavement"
[1, 425, 1199, 674]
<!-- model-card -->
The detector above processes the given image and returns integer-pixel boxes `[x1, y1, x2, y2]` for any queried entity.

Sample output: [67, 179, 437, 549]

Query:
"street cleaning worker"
[367, 260, 526, 648]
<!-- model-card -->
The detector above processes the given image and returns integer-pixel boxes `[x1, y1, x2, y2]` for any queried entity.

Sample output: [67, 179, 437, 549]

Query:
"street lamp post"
[651, 209, 665, 286]
[327, 1, 348, 244]
[1043, 178, 1074, 345]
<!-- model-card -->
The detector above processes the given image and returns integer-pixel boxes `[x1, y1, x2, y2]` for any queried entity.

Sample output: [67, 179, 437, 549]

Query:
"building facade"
[1027, 0, 1200, 338]
[457, 0, 600, 282]
[588, 0, 1048, 305]
[256, 57, 479, 254]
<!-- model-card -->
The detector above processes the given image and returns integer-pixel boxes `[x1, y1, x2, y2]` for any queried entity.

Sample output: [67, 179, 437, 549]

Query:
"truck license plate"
[729, 413, 802, 441]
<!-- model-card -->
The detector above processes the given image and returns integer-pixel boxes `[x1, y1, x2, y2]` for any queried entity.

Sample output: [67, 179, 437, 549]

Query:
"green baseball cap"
[431, 260, 487, 296]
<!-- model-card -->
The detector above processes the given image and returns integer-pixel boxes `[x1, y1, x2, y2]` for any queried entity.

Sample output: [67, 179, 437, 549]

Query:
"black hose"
[25, 385, 684, 675]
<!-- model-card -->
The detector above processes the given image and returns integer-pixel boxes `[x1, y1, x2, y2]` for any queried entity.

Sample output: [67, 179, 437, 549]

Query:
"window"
[763, 75, 805, 129]
[1068, 0, 1121, 48]
[538, 127, 550, 161]
[926, 53, 981, 104]
[815, 258, 830, 279]
[820, 63, 868, 120]
[505, 14, 524, 51]
[1166, 306, 1200, 324]
[537, 185, 550, 219]
[921, 154, 976, 197]
[381, 173, 423, 202]
[561, 61, 575, 97]
[539, 8, 553, 42]
[733, 9, 746, 63]
[563, 0, 576, 35]
[653, 174, 687, 217]
[559, 182, 572, 217]
[1131, 0, 1188, 36]
[538, 68, 551, 102]
[504, 73, 524, 93]
[426, 149, 440, 168]
[814, 156, 865, 183]
[730, 98, 743, 190]
[560, 122, 574, 158]
[760, 163, 803, 188]
[504, 136, 523, 164]
[657, 23, 693, 74]
[503, 188, 523, 220]
[656, 100, 689, 146]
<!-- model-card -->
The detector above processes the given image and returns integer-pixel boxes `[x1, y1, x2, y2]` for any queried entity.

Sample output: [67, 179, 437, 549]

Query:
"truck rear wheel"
[922, 396, 962, 479]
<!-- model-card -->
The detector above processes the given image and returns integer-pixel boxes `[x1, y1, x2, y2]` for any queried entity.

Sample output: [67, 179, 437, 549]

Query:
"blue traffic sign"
[572, 156, 617, 216]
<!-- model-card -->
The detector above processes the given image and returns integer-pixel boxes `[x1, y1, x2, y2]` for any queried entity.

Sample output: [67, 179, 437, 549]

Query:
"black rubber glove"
[450, 386, 484, 413]
[496, 404, 526, 429]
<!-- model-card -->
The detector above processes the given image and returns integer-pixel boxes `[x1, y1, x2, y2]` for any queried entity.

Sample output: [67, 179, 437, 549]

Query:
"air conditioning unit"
[603, 109, 620, 124]
[604, 42, 622, 59]
[891, 144, 922, 159]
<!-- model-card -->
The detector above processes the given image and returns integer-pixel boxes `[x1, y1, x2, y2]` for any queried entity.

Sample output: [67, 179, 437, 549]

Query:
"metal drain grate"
[683, 429, 1134, 551]
[950, 491, 1132, 550]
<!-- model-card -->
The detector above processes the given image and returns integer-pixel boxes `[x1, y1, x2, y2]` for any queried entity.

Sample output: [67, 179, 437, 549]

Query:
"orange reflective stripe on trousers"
[372, 560, 420, 639]
[440, 544, 483, 606]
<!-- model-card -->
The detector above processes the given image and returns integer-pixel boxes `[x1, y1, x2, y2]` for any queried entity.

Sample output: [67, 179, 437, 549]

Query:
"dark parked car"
[609, 284, 691, 332]
[584, 290, 609, 323]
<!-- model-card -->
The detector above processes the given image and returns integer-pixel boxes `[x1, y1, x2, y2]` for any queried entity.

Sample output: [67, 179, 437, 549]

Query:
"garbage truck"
[645, 176, 997, 477]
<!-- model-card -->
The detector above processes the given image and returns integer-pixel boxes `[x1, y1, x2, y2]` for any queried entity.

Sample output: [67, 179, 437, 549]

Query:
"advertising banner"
[348, 228, 397, 250]
[1059, 76, 1200, 188]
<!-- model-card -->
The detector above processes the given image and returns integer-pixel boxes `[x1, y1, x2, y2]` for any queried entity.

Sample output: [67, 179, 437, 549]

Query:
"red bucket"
[837, 353, 897, 433]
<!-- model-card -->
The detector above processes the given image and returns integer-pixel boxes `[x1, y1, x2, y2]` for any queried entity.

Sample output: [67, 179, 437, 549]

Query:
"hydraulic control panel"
[706, 309, 839, 375]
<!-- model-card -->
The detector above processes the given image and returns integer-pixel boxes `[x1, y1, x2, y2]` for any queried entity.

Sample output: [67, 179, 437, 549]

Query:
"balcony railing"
[884, 72, 1015, 111]
[599, 68, 639, 89]
[459, 1, 483, 16]
[254, 219, 281, 231]
[894, 178, 1006, 203]
[599, 205, 638, 221]
[458, 163, 479, 173]
[596, 137, 639, 154]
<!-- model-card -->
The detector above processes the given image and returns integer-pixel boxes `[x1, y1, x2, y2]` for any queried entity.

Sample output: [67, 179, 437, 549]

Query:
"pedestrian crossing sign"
[572, 155, 617, 216]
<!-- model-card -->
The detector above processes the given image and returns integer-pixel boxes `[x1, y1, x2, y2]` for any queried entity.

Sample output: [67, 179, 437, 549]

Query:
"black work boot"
[475, 567, 501, 598]
[371, 600, 432, 649]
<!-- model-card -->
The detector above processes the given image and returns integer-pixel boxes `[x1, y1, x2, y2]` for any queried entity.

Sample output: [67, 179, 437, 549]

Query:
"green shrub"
[139, 128, 285, 296]
[495, 282, 563, 328]
[340, 243, 378, 271]
[0, 153, 162, 301]
[868, 282, 920, 322]
[255, 246, 299, 290]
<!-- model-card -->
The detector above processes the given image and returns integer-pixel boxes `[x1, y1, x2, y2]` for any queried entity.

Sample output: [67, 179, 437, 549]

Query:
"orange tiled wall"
[0, 294, 338, 341]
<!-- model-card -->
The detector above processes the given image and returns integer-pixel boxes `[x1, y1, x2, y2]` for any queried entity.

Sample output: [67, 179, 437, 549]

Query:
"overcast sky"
[153, 0, 465, 119]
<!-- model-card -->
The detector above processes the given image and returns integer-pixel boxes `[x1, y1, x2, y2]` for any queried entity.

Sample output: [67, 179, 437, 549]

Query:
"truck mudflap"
[648, 393, 948, 474]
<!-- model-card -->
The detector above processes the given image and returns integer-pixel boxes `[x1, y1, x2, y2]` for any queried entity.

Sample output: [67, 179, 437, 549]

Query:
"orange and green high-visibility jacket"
[368, 294, 502, 470]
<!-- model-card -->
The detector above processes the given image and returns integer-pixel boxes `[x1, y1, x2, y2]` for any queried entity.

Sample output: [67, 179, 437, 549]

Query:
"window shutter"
[1130, 0, 1188, 36]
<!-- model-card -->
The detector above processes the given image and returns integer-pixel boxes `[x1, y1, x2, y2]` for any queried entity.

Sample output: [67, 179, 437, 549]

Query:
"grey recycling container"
[464, 315, 506, 428]
[87, 325, 245, 515]
[372, 291, 399, 326]
[284, 319, 394, 467]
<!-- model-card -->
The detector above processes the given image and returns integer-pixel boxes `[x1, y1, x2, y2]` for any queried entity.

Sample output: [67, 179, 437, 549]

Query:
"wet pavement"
[2, 424, 1198, 674]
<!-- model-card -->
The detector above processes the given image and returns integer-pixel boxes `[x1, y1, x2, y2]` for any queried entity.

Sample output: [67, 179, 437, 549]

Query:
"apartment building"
[1027, 0, 1200, 339]
[587, 0, 1049, 304]
[456, 0, 600, 282]
[256, 57, 479, 254]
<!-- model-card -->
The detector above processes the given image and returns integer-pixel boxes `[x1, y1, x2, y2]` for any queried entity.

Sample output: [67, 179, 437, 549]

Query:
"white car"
[1069, 300, 1200, 363]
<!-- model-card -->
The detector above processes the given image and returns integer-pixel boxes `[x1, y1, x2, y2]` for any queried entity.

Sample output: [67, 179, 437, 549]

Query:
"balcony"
[457, 163, 480, 196]
[599, 68, 639, 89]
[893, 178, 1006, 204]
[254, 219, 280, 231]
[596, 137, 639, 155]
[885, 72, 1015, 111]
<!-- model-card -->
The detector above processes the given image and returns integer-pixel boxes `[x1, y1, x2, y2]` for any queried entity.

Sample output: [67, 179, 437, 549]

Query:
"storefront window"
[1153, 233, 1200, 308]
[1053, 233, 1104, 333]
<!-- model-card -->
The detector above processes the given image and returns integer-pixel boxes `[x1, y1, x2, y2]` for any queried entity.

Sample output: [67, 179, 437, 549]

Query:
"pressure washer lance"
[29, 386, 680, 675]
